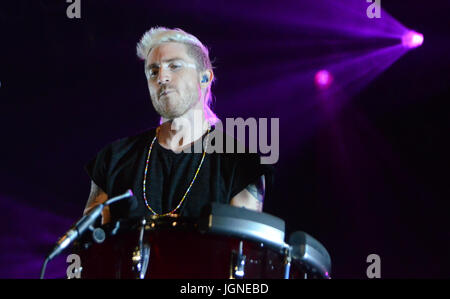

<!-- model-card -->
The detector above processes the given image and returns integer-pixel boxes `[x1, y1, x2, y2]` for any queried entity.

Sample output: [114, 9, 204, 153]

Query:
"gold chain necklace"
[142, 126, 211, 216]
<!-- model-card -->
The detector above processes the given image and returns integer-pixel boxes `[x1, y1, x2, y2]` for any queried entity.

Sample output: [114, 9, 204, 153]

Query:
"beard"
[150, 87, 199, 119]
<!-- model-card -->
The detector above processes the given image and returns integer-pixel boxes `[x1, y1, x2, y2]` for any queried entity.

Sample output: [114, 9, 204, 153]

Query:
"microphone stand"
[40, 189, 134, 279]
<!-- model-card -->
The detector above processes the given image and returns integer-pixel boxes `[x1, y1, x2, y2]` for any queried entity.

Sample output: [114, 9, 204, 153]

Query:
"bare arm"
[84, 180, 111, 224]
[230, 175, 265, 212]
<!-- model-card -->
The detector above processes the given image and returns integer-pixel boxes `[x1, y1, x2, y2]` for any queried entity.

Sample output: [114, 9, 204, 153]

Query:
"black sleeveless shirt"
[85, 126, 274, 222]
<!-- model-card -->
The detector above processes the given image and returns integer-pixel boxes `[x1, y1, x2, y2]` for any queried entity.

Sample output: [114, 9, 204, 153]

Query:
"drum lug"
[132, 218, 151, 279]
[229, 241, 246, 279]
[283, 247, 292, 279]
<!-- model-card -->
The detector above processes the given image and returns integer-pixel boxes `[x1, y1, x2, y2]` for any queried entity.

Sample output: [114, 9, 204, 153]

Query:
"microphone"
[46, 189, 134, 261]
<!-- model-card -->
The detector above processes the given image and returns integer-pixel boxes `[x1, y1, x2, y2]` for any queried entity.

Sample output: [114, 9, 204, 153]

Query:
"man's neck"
[157, 108, 210, 152]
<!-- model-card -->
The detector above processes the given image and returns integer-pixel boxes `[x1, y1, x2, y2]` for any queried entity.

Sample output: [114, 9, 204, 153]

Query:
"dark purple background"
[0, 0, 449, 278]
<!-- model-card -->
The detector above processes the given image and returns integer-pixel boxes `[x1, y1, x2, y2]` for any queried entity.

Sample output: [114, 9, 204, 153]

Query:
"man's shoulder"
[208, 127, 262, 164]
[97, 127, 157, 155]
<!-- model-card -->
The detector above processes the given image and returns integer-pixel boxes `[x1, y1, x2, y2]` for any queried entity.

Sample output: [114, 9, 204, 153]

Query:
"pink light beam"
[402, 30, 424, 49]
[315, 70, 334, 90]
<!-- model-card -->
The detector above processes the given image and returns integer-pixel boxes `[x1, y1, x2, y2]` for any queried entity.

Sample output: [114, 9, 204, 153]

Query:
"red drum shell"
[78, 229, 291, 278]
[75, 218, 303, 279]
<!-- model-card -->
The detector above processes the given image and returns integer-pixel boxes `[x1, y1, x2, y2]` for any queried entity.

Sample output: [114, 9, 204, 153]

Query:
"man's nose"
[157, 68, 171, 85]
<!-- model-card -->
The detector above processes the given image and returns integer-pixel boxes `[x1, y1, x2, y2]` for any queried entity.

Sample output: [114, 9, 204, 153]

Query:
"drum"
[74, 204, 299, 279]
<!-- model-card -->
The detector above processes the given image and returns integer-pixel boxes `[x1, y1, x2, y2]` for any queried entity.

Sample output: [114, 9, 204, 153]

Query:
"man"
[84, 27, 272, 223]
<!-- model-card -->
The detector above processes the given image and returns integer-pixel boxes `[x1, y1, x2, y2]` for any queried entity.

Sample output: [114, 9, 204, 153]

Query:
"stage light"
[315, 70, 333, 90]
[402, 30, 424, 49]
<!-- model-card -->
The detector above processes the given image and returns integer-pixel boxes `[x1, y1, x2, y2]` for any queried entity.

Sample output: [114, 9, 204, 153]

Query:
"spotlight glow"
[315, 70, 333, 89]
[402, 30, 424, 49]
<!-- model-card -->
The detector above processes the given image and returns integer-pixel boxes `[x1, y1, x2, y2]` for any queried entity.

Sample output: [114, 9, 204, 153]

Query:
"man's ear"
[199, 70, 214, 87]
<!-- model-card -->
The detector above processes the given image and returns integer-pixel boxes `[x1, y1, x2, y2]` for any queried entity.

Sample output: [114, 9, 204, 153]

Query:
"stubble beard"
[151, 90, 199, 120]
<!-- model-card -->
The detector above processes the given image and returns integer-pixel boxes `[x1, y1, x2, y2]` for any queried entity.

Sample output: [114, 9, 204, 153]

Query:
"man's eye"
[169, 63, 181, 70]
[149, 69, 158, 78]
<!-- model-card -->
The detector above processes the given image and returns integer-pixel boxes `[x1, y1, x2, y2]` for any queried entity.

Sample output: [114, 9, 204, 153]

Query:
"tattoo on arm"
[245, 175, 265, 203]
[84, 181, 107, 215]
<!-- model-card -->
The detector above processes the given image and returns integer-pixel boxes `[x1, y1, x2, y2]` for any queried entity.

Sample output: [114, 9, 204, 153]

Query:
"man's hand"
[230, 175, 265, 212]
[84, 180, 111, 224]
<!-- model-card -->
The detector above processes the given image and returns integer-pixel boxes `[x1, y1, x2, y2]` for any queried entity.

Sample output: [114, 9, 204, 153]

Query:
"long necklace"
[142, 127, 211, 216]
